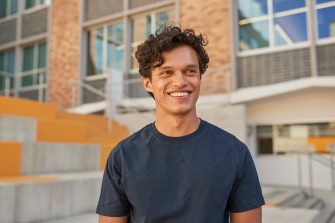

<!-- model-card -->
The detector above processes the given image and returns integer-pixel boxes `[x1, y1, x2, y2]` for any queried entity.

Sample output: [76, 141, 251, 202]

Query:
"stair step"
[0, 171, 103, 223]
[21, 142, 101, 174]
[0, 115, 36, 142]
[265, 189, 306, 207]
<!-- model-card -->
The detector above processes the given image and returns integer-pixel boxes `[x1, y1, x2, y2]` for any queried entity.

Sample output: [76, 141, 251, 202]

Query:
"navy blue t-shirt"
[96, 120, 264, 223]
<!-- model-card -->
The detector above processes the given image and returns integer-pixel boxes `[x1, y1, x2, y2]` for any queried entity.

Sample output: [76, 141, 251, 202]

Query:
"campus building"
[1, 0, 335, 158]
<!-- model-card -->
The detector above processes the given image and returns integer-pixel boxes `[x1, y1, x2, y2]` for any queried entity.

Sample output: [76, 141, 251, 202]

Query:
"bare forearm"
[98, 215, 128, 223]
[230, 207, 262, 223]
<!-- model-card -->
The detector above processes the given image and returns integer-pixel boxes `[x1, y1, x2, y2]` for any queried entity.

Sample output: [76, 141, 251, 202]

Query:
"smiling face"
[141, 45, 201, 117]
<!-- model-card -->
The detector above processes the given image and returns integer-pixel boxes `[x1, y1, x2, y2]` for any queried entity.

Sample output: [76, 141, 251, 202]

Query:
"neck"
[155, 111, 200, 137]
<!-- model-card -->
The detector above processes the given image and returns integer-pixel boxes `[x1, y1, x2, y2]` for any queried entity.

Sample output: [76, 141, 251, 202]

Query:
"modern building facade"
[1, 0, 335, 158]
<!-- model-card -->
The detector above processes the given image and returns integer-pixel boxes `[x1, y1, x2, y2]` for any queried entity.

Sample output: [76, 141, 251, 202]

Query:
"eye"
[184, 69, 198, 76]
[160, 70, 172, 77]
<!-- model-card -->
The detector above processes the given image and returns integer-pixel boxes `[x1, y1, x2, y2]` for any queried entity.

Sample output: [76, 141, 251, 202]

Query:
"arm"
[99, 215, 128, 223]
[230, 207, 262, 223]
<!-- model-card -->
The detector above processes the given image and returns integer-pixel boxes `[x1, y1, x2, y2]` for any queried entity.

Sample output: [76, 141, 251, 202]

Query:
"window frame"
[315, 0, 335, 44]
[0, 0, 17, 20]
[237, 0, 310, 55]
[20, 41, 47, 90]
[85, 20, 125, 79]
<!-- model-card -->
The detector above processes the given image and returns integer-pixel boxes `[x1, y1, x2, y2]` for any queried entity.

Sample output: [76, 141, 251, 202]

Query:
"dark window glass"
[317, 6, 335, 39]
[25, 0, 36, 9]
[273, 0, 305, 13]
[38, 42, 46, 68]
[257, 126, 273, 154]
[0, 0, 7, 18]
[274, 13, 308, 45]
[11, 0, 17, 14]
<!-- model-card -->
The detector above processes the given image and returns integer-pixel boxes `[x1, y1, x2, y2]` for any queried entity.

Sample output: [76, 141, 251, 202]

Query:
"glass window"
[86, 22, 124, 76]
[0, 0, 7, 18]
[273, 0, 305, 13]
[22, 43, 47, 87]
[0, 48, 15, 91]
[130, 10, 172, 71]
[25, 0, 36, 9]
[316, 0, 335, 3]
[240, 20, 269, 50]
[238, 0, 308, 52]
[238, 0, 268, 20]
[257, 126, 273, 154]
[10, 0, 17, 14]
[274, 13, 308, 46]
[317, 6, 335, 39]
[25, 0, 50, 10]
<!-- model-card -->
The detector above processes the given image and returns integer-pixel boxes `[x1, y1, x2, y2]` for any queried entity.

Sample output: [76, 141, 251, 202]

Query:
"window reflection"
[316, 0, 335, 4]
[317, 6, 335, 39]
[274, 13, 307, 46]
[273, 0, 305, 13]
[240, 21, 269, 50]
[87, 23, 124, 76]
[238, 0, 267, 20]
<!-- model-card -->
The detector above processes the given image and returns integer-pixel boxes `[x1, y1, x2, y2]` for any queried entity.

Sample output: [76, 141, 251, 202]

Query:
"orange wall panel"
[0, 96, 56, 119]
[37, 119, 89, 143]
[308, 137, 335, 153]
[0, 141, 21, 176]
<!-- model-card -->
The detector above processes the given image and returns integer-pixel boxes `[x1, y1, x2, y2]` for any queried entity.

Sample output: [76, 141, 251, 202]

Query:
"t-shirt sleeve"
[227, 142, 265, 213]
[96, 145, 130, 217]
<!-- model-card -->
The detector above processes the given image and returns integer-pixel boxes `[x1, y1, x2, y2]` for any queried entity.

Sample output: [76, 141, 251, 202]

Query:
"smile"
[168, 91, 191, 97]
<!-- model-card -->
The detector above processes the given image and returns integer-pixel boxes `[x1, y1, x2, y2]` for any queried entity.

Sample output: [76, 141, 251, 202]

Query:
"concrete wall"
[0, 184, 15, 223]
[21, 143, 101, 174]
[0, 115, 36, 142]
[12, 172, 102, 223]
[256, 154, 334, 191]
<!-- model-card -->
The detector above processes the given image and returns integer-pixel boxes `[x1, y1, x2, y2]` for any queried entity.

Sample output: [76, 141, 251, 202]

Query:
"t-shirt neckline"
[150, 119, 207, 143]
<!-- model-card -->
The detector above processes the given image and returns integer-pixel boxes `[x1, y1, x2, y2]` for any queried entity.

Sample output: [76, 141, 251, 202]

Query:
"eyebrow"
[159, 64, 199, 70]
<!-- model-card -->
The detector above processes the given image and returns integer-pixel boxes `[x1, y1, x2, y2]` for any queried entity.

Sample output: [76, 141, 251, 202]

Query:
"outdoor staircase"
[263, 186, 335, 223]
[0, 96, 129, 223]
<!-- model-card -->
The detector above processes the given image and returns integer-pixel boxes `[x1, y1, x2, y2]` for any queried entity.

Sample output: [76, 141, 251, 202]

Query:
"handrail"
[280, 146, 335, 193]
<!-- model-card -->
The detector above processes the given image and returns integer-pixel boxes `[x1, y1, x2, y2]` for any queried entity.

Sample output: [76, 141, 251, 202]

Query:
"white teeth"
[170, 92, 189, 97]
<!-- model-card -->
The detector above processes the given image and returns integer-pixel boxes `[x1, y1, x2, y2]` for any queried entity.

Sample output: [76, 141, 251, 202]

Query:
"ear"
[141, 76, 152, 93]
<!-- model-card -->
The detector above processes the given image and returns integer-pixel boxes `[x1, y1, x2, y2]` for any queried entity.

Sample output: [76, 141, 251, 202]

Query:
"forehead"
[159, 45, 199, 68]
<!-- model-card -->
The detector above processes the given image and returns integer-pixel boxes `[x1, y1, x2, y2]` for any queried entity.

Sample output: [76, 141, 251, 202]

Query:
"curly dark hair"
[135, 23, 209, 80]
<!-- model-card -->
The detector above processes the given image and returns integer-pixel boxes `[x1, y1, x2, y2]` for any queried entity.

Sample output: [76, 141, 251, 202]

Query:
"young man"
[97, 25, 264, 223]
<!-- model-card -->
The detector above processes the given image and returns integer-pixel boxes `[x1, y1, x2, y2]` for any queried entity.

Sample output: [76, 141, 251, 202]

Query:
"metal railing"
[278, 145, 335, 195]
[0, 68, 47, 101]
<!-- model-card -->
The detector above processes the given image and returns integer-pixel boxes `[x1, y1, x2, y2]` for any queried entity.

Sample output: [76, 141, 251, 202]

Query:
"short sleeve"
[96, 145, 130, 217]
[227, 143, 265, 213]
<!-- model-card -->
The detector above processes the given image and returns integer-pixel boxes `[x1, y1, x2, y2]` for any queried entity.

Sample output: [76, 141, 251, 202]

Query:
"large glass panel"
[317, 6, 335, 39]
[238, 0, 268, 20]
[0, 0, 7, 18]
[156, 11, 170, 32]
[107, 23, 124, 72]
[25, 0, 36, 9]
[273, 0, 305, 13]
[11, 0, 17, 14]
[316, 0, 335, 4]
[94, 28, 103, 74]
[0, 52, 3, 91]
[37, 43, 46, 84]
[7, 49, 15, 88]
[38, 42, 46, 68]
[239, 20, 269, 50]
[22, 46, 34, 86]
[274, 13, 308, 46]
[257, 126, 273, 154]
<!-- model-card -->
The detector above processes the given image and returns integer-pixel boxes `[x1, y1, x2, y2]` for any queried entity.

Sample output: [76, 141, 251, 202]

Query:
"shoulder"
[109, 123, 153, 156]
[203, 120, 248, 152]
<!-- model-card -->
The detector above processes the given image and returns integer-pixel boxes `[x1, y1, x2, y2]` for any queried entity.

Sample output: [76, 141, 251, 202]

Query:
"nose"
[172, 71, 187, 87]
